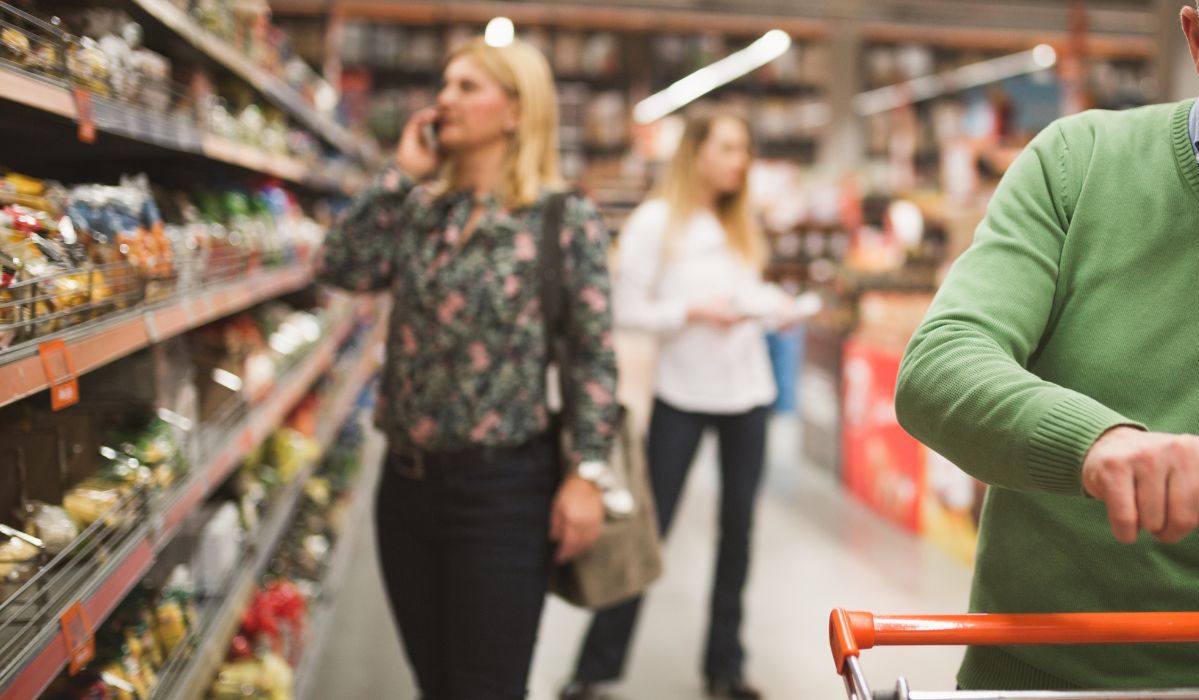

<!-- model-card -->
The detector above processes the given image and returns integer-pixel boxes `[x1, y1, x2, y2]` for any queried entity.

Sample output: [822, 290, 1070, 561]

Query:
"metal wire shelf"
[0, 486, 148, 684]
[0, 260, 143, 350]
[0, 302, 370, 696]
[0, 1, 365, 190]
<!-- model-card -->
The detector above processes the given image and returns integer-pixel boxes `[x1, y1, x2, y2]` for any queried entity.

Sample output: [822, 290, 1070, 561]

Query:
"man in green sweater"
[895, 4, 1199, 691]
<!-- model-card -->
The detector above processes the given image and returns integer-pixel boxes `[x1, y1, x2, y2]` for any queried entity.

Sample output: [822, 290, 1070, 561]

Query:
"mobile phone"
[421, 120, 440, 152]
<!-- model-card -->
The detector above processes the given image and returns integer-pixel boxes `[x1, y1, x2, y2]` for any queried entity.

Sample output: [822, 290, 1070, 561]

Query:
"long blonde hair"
[656, 112, 765, 268]
[437, 38, 563, 208]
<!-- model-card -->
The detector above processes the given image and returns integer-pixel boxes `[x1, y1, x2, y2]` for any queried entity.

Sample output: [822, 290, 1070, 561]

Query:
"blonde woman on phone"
[320, 37, 618, 699]
[561, 112, 816, 700]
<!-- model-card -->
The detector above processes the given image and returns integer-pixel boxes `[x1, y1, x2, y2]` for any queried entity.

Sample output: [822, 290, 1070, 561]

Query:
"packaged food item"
[210, 651, 294, 700]
[0, 249, 21, 350]
[154, 565, 197, 655]
[102, 417, 187, 490]
[192, 502, 241, 596]
[0, 528, 41, 600]
[65, 176, 172, 287]
[62, 478, 127, 527]
[0, 204, 91, 336]
[22, 502, 79, 554]
[68, 37, 113, 95]
[153, 593, 186, 656]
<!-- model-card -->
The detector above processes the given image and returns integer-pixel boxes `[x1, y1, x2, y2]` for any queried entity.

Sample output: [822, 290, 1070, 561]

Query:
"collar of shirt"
[1190, 97, 1199, 162]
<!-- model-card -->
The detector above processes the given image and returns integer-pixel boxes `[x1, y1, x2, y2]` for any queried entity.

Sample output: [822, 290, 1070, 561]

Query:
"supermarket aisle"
[310, 416, 974, 699]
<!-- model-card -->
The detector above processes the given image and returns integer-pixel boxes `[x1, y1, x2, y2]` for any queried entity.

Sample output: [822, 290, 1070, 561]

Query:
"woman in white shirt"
[562, 112, 808, 700]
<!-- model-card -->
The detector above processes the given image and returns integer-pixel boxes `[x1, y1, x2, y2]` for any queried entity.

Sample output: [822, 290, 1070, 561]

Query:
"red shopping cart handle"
[829, 608, 1199, 675]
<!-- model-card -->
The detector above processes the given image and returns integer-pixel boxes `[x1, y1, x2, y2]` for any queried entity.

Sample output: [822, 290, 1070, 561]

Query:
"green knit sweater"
[896, 99, 1199, 690]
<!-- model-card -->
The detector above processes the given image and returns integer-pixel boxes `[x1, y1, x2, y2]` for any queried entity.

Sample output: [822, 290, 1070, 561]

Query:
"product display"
[40, 566, 198, 700]
[0, 163, 325, 353]
[0, 1, 368, 190]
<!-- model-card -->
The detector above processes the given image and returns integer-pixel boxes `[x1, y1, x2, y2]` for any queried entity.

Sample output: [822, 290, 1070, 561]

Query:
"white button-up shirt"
[613, 199, 787, 414]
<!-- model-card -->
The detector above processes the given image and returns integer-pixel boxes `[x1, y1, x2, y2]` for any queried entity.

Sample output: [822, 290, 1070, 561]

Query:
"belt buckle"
[393, 448, 426, 480]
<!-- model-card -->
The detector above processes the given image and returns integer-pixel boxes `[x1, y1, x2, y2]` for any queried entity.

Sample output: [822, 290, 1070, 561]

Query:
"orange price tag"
[72, 88, 96, 144]
[60, 601, 95, 675]
[39, 339, 80, 411]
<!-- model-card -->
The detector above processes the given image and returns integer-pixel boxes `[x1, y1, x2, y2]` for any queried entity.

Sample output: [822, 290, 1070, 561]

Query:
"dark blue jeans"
[375, 438, 557, 700]
[572, 399, 769, 683]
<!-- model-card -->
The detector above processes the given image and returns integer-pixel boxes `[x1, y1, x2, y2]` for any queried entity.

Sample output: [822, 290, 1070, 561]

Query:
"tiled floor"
[308, 416, 974, 699]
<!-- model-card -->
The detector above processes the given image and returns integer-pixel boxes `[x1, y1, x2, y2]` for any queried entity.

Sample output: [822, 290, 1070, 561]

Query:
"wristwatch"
[576, 460, 614, 490]
[576, 460, 635, 517]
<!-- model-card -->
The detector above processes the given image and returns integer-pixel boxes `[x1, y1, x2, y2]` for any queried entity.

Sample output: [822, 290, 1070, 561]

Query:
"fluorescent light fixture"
[157, 407, 194, 432]
[212, 368, 244, 392]
[853, 46, 1058, 116]
[485, 17, 515, 48]
[634, 29, 793, 124]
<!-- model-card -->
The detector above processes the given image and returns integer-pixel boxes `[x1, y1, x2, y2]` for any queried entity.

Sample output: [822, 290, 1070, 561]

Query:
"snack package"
[0, 532, 41, 600]
[62, 478, 127, 527]
[0, 204, 91, 337]
[22, 502, 79, 554]
[68, 37, 113, 95]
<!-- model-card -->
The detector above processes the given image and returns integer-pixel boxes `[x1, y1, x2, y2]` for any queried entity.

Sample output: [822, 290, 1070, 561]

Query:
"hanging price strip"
[72, 88, 96, 144]
[39, 339, 80, 411]
[60, 601, 95, 675]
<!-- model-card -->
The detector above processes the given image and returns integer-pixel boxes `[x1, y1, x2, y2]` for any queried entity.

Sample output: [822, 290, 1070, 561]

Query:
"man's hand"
[550, 474, 604, 563]
[1082, 426, 1199, 544]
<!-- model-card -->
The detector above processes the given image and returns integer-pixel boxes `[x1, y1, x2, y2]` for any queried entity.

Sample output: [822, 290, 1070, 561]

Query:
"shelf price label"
[39, 339, 80, 411]
[72, 88, 96, 144]
[60, 601, 95, 675]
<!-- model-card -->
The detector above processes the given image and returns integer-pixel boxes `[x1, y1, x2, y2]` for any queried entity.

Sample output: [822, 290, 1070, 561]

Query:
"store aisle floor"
[310, 416, 974, 699]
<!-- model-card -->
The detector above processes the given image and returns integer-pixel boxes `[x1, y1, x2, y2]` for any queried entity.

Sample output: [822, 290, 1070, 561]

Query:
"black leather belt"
[387, 435, 554, 480]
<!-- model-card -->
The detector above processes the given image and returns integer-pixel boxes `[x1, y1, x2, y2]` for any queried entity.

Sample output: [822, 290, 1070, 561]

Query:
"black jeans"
[375, 438, 557, 700]
[572, 398, 769, 683]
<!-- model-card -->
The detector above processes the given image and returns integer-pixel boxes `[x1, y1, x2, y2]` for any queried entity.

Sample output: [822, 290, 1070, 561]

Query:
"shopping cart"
[829, 607, 1199, 699]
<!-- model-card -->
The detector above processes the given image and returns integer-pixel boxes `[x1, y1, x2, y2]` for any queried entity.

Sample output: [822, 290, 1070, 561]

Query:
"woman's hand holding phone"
[396, 107, 443, 180]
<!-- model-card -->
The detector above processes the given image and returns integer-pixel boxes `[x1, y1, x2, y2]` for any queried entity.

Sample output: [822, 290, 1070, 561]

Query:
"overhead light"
[485, 17, 515, 48]
[212, 368, 244, 392]
[1032, 44, 1057, 69]
[853, 46, 1058, 116]
[634, 29, 793, 124]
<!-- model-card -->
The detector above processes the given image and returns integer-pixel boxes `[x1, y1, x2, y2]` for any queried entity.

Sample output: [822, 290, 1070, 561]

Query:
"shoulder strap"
[539, 192, 569, 342]
[539, 192, 573, 421]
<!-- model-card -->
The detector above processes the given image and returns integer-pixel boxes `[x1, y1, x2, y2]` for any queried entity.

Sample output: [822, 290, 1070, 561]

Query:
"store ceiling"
[270, 0, 1162, 36]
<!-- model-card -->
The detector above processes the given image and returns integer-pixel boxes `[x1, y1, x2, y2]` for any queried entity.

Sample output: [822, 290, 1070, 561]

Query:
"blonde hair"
[655, 112, 765, 268]
[437, 38, 563, 208]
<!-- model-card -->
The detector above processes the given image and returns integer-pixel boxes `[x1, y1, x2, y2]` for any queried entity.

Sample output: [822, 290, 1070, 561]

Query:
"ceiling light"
[634, 29, 793, 124]
[1032, 44, 1058, 69]
[853, 47, 1057, 115]
[485, 17, 515, 48]
[212, 368, 244, 392]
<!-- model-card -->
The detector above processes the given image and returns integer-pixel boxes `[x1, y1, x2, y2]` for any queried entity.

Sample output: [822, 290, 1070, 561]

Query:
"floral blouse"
[318, 165, 618, 468]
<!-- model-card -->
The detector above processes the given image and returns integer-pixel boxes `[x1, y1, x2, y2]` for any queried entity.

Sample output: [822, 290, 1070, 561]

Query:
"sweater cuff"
[1027, 395, 1145, 496]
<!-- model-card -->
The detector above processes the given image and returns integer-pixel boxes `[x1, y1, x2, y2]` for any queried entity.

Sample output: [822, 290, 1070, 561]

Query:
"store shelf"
[153, 312, 387, 700]
[0, 258, 316, 410]
[128, 0, 376, 166]
[294, 427, 385, 700]
[0, 67, 362, 195]
[0, 301, 379, 700]
[152, 304, 365, 541]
